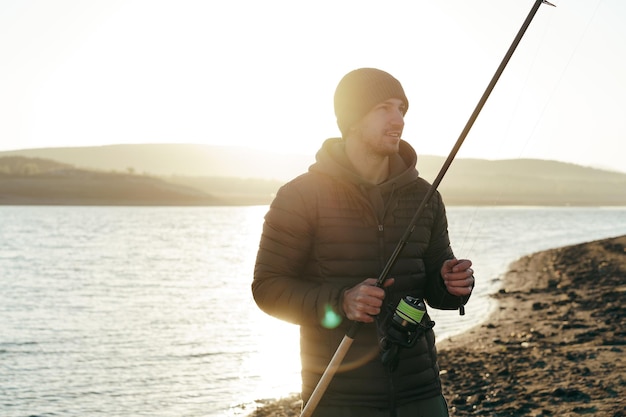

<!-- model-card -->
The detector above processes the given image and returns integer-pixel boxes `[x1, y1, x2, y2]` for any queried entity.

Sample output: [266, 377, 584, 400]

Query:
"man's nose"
[391, 108, 404, 124]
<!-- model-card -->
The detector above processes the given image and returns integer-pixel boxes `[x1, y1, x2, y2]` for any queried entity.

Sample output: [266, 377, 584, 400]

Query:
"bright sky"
[1, 0, 625, 173]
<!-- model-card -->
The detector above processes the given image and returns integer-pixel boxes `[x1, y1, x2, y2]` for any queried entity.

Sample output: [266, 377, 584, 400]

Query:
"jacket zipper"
[378, 224, 386, 271]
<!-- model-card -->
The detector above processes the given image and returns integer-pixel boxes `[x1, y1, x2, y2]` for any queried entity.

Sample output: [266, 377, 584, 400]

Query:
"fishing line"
[452, 6, 557, 259]
[437, 1, 564, 315]
[456, 0, 602, 256]
[491, 5, 555, 162]
[445, 7, 559, 257]
[514, 0, 603, 160]
[455, 1, 604, 304]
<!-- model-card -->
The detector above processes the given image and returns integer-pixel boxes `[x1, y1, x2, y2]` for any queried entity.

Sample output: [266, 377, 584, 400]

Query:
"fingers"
[442, 258, 475, 296]
[382, 277, 395, 288]
[443, 258, 473, 278]
[446, 258, 472, 272]
[342, 278, 394, 323]
[443, 280, 474, 296]
[445, 274, 475, 288]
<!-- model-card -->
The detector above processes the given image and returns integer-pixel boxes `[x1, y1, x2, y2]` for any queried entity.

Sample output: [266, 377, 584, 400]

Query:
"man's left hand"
[441, 258, 474, 296]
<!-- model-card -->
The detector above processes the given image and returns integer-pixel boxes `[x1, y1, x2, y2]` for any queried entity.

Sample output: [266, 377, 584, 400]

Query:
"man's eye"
[374, 105, 389, 114]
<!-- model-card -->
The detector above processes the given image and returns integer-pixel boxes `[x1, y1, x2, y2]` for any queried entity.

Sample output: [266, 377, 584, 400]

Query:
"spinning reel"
[379, 296, 435, 371]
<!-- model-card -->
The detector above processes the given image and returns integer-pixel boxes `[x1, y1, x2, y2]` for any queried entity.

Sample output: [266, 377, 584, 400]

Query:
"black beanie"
[334, 68, 409, 137]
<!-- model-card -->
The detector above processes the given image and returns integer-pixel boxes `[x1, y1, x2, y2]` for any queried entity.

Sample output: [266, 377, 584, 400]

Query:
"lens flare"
[321, 304, 342, 329]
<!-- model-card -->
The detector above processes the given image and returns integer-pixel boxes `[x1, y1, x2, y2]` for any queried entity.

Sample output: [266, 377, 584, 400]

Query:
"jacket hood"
[309, 137, 420, 193]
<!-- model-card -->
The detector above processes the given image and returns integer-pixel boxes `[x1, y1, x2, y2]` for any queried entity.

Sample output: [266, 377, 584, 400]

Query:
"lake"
[1, 205, 625, 416]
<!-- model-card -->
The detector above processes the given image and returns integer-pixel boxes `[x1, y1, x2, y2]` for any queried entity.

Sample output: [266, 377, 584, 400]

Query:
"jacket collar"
[309, 137, 420, 192]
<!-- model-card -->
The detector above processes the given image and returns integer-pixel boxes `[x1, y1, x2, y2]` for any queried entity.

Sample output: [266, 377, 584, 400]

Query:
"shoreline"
[245, 235, 626, 416]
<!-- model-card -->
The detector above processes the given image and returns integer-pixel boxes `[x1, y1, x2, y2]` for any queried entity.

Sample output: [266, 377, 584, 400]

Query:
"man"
[252, 68, 475, 417]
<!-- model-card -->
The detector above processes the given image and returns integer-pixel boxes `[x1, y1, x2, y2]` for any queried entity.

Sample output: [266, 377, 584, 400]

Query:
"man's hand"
[342, 278, 394, 323]
[441, 258, 475, 296]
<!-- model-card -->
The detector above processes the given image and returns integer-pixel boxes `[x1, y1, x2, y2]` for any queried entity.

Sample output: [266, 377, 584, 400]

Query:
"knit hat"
[334, 68, 409, 137]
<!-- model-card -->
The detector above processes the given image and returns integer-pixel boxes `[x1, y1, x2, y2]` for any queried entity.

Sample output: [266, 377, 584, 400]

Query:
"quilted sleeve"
[252, 178, 345, 327]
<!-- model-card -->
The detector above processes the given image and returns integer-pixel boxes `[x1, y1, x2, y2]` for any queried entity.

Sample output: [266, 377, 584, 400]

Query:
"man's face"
[352, 98, 406, 156]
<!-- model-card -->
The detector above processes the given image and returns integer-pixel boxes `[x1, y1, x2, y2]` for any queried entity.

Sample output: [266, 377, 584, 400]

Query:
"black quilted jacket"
[252, 138, 470, 408]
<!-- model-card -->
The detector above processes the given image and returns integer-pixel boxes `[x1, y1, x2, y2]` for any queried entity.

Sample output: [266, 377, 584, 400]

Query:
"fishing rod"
[300, 1, 555, 416]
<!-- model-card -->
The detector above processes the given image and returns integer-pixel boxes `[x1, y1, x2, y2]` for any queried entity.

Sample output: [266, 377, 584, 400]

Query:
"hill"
[0, 156, 222, 206]
[0, 144, 312, 180]
[433, 158, 626, 206]
[1, 144, 626, 206]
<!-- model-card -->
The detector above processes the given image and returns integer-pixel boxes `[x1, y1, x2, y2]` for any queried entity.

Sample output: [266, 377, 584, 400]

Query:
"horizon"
[1, 1, 625, 174]
[0, 143, 626, 181]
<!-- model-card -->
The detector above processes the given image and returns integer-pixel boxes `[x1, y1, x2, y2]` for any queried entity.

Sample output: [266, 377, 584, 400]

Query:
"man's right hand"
[341, 278, 394, 323]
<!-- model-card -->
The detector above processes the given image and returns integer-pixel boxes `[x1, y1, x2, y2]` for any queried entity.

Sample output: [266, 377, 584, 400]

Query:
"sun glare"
[242, 310, 301, 402]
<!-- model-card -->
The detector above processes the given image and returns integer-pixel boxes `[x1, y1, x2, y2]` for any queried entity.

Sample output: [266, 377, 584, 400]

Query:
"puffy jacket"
[253, 138, 469, 408]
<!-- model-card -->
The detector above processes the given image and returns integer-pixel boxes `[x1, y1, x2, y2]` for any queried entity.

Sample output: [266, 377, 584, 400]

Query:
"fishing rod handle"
[300, 334, 357, 417]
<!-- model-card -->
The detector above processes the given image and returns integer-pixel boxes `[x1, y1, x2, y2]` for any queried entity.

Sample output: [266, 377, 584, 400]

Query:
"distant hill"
[0, 156, 223, 206]
[0, 144, 313, 180]
[432, 158, 626, 206]
[1, 144, 626, 206]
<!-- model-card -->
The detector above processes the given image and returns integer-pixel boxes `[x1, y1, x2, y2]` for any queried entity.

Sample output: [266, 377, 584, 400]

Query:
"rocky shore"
[247, 235, 626, 416]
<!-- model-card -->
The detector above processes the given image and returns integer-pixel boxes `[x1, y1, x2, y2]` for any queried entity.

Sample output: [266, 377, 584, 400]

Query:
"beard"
[357, 127, 402, 157]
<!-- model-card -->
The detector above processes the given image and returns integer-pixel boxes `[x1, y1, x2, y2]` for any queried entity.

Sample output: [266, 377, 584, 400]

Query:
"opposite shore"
[247, 235, 626, 416]
[3, 154, 626, 206]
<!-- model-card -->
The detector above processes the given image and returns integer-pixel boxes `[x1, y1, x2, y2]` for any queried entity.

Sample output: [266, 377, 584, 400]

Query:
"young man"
[253, 68, 475, 417]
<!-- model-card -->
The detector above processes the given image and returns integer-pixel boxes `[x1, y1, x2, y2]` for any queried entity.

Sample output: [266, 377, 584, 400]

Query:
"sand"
[247, 235, 626, 417]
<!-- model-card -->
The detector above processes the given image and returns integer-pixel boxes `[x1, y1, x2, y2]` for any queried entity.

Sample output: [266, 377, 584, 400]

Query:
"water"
[1, 206, 625, 417]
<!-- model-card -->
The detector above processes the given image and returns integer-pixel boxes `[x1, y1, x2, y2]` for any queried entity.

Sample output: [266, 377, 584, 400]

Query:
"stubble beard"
[374, 129, 402, 157]
[352, 124, 402, 159]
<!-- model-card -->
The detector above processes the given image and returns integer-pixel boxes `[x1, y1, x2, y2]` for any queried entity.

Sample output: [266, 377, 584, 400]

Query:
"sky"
[1, 0, 625, 173]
